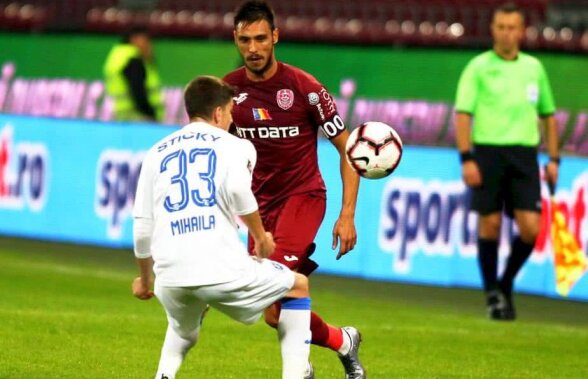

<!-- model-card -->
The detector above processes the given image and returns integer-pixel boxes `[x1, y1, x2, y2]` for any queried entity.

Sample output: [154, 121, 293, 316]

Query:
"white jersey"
[133, 121, 258, 287]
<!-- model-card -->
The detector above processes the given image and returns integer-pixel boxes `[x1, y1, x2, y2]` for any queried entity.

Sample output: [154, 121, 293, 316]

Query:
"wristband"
[459, 151, 474, 164]
[549, 156, 560, 165]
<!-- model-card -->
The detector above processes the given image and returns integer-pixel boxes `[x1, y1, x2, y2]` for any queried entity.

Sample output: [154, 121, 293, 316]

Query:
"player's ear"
[273, 28, 279, 44]
[233, 30, 238, 43]
[213, 106, 222, 125]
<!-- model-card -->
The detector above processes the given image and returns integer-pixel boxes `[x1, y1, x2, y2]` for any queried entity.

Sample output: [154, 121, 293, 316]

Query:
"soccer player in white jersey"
[131, 75, 312, 379]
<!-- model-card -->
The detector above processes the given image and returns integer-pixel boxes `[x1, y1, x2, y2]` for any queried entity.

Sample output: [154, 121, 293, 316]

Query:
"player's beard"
[246, 53, 274, 78]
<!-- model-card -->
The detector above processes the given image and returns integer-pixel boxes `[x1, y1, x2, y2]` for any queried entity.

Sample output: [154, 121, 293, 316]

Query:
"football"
[345, 121, 403, 179]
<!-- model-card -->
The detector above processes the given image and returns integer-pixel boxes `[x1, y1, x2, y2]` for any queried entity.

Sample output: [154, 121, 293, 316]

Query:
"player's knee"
[242, 317, 258, 326]
[478, 215, 501, 239]
[516, 214, 540, 244]
[174, 326, 200, 347]
[292, 273, 309, 297]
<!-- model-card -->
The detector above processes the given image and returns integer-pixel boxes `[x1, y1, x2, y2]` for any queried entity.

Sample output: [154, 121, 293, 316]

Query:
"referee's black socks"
[477, 238, 499, 293]
[500, 236, 535, 297]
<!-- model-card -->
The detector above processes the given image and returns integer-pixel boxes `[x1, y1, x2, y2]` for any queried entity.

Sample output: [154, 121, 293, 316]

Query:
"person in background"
[104, 27, 164, 122]
[454, 2, 559, 321]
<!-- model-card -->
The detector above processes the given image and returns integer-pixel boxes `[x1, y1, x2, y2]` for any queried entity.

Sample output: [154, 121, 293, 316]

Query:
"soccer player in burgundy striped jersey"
[224, 2, 365, 378]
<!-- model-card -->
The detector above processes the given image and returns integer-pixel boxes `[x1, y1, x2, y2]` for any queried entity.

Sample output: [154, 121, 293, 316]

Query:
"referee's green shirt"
[455, 50, 556, 146]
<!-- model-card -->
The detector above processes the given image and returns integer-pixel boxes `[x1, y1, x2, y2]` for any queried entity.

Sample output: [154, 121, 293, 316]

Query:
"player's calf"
[264, 303, 280, 328]
[154, 325, 199, 379]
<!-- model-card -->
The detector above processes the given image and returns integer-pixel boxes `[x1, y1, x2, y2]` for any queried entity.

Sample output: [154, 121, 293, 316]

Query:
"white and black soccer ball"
[345, 121, 403, 179]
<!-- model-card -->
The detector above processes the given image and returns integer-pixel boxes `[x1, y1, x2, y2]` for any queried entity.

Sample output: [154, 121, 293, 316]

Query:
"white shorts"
[154, 258, 295, 338]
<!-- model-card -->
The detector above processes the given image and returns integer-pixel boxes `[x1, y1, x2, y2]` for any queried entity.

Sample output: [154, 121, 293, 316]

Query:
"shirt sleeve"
[133, 152, 154, 219]
[537, 63, 556, 116]
[133, 217, 153, 258]
[301, 75, 347, 139]
[226, 140, 258, 216]
[455, 59, 478, 114]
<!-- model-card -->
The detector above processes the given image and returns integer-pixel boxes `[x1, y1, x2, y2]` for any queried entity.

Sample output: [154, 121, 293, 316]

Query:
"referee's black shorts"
[471, 144, 542, 218]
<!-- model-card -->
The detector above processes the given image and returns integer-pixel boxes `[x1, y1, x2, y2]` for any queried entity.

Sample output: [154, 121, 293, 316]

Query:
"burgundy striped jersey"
[224, 62, 346, 210]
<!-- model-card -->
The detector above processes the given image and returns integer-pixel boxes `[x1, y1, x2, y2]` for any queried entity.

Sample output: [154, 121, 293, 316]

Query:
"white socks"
[337, 328, 352, 355]
[278, 297, 312, 379]
[154, 325, 199, 379]
[154, 298, 311, 379]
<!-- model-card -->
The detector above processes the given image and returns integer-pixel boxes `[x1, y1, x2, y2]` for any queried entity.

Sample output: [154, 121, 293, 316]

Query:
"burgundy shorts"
[248, 192, 326, 276]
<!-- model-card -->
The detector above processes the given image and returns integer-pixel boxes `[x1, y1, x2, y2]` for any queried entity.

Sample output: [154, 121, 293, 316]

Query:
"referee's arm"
[455, 112, 482, 187]
[541, 114, 560, 185]
[541, 115, 559, 161]
[455, 112, 473, 155]
[538, 63, 559, 185]
[454, 60, 478, 151]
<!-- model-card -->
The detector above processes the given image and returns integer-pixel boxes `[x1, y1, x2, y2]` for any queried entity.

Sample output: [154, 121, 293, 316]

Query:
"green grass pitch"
[1, 236, 587, 378]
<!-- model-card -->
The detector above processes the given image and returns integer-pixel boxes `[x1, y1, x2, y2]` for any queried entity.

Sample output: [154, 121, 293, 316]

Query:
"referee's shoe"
[487, 290, 516, 321]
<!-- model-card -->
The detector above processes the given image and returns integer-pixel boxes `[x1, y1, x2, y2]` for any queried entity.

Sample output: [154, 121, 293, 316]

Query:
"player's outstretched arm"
[330, 130, 359, 259]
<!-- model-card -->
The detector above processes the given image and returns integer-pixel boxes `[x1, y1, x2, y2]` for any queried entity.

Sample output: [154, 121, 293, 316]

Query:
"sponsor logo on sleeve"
[312, 87, 337, 122]
[276, 89, 294, 110]
[319, 87, 336, 115]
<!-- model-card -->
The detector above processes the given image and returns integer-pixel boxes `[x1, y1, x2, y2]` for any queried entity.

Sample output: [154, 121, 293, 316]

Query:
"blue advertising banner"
[1, 115, 587, 300]
[0, 115, 173, 246]
[317, 144, 588, 301]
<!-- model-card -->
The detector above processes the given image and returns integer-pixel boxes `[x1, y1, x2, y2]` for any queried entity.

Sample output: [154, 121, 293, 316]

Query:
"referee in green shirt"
[455, 3, 559, 321]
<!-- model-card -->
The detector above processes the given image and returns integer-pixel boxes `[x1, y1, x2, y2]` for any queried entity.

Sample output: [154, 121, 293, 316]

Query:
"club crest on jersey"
[276, 89, 294, 110]
[252, 108, 272, 121]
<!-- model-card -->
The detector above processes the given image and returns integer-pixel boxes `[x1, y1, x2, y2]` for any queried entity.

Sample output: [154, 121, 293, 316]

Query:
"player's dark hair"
[184, 76, 235, 121]
[121, 26, 149, 43]
[234, 1, 276, 30]
[494, 2, 525, 22]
